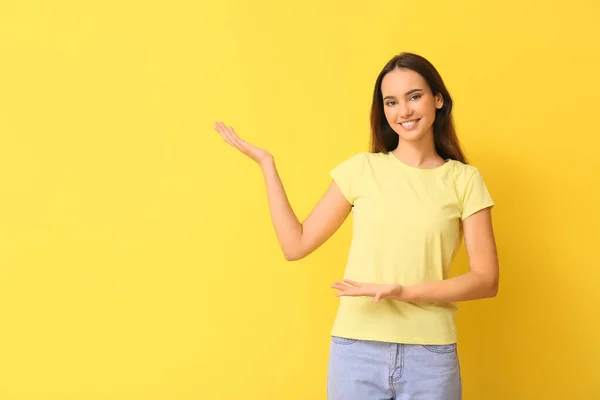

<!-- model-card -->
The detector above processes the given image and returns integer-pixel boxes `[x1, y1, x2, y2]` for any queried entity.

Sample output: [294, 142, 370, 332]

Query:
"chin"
[395, 130, 428, 143]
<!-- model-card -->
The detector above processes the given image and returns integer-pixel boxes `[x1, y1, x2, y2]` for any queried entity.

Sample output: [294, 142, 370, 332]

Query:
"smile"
[398, 119, 421, 130]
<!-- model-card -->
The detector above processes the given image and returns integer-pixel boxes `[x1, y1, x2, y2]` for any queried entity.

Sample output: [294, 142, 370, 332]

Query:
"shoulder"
[329, 152, 387, 185]
[331, 151, 381, 170]
[341, 151, 378, 162]
[447, 160, 494, 205]
[447, 159, 483, 183]
[447, 160, 495, 216]
[329, 152, 380, 202]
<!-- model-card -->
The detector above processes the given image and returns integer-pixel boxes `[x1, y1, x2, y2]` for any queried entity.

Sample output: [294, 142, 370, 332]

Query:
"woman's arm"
[397, 207, 499, 302]
[214, 122, 352, 261]
[261, 159, 351, 260]
[332, 207, 499, 302]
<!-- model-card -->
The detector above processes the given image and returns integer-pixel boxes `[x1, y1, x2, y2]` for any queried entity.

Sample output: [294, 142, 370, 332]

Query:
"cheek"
[383, 108, 395, 124]
[416, 101, 437, 119]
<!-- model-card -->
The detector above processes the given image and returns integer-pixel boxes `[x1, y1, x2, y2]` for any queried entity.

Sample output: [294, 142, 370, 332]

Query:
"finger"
[335, 291, 350, 297]
[215, 123, 244, 152]
[224, 125, 243, 145]
[214, 122, 231, 141]
[332, 281, 354, 287]
[214, 122, 229, 136]
[214, 122, 233, 139]
[331, 282, 348, 290]
[216, 128, 235, 147]
[226, 125, 239, 139]
[229, 130, 255, 154]
[217, 123, 236, 143]
[335, 288, 364, 297]
[335, 290, 360, 297]
[343, 279, 361, 287]
[224, 125, 249, 153]
[374, 293, 381, 303]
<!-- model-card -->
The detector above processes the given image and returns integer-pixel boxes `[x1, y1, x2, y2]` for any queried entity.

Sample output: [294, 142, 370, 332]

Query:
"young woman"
[214, 52, 499, 400]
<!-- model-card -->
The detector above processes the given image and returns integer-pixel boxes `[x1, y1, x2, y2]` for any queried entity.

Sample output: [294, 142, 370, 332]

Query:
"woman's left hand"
[331, 280, 403, 303]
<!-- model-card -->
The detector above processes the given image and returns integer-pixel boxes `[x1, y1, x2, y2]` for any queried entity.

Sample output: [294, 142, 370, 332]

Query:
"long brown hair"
[370, 52, 468, 163]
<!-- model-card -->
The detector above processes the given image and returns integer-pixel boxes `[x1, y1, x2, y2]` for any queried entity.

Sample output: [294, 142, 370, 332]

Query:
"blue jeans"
[327, 336, 462, 400]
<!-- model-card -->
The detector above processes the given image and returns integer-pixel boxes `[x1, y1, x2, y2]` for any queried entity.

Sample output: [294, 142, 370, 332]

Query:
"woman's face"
[381, 68, 443, 144]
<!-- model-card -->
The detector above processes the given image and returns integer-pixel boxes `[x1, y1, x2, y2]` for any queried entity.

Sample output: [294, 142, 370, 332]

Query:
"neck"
[391, 134, 443, 168]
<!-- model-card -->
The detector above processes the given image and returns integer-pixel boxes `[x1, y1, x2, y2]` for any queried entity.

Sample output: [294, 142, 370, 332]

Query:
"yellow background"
[1, 0, 599, 399]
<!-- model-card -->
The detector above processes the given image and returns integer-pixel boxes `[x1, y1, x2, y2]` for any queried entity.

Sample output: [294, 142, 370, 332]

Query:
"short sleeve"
[460, 168, 495, 220]
[329, 153, 366, 204]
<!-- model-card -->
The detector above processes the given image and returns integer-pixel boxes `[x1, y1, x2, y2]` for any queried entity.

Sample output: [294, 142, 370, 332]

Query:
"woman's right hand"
[214, 122, 274, 168]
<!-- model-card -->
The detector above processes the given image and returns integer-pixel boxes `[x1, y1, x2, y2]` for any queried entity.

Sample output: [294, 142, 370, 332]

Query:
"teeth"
[401, 120, 417, 127]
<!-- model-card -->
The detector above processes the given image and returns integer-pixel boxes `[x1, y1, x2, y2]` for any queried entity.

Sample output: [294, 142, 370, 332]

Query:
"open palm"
[331, 279, 402, 303]
[214, 122, 273, 167]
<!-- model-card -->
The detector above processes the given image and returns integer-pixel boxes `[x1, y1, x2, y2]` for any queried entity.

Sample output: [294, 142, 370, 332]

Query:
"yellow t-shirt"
[329, 151, 495, 345]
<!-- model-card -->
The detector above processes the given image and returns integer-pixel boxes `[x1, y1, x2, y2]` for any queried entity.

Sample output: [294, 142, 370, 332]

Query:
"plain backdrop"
[1, 0, 599, 399]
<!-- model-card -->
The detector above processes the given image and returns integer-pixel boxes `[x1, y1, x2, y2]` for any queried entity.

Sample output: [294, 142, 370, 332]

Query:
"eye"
[409, 94, 422, 101]
[385, 101, 397, 107]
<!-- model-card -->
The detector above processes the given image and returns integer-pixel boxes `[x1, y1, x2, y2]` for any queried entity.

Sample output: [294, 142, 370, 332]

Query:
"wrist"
[259, 156, 275, 172]
[393, 285, 416, 302]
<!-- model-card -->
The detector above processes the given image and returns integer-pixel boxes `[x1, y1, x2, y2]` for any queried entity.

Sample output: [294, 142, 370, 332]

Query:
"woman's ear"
[435, 93, 444, 109]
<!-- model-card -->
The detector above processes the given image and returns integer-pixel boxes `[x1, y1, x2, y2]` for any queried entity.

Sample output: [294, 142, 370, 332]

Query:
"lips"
[398, 118, 421, 131]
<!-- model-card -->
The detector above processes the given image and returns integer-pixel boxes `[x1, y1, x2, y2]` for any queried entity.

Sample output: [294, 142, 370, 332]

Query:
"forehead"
[381, 68, 428, 95]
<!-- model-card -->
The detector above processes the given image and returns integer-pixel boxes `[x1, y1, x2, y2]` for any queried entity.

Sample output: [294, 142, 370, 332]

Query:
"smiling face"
[381, 68, 444, 144]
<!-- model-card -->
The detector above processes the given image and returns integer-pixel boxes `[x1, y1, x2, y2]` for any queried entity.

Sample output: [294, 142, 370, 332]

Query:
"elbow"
[474, 268, 499, 298]
[282, 238, 311, 261]
[284, 252, 300, 261]
[283, 248, 304, 262]
[485, 278, 499, 298]
[473, 271, 498, 298]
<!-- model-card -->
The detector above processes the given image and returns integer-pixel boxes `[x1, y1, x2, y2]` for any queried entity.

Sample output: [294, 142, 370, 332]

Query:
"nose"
[398, 101, 412, 119]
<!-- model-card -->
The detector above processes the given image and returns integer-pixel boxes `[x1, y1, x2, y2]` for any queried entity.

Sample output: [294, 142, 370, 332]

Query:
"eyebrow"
[383, 89, 423, 101]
